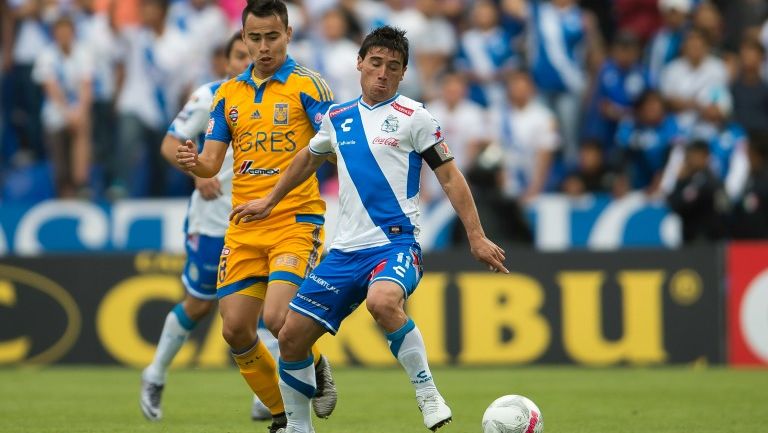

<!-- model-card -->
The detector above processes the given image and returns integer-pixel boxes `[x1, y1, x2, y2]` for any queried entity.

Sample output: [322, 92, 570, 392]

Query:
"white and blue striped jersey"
[528, 1, 587, 94]
[167, 81, 234, 237]
[309, 94, 445, 252]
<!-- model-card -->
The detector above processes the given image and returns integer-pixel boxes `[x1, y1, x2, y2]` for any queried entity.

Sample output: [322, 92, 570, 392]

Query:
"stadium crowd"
[2, 0, 768, 242]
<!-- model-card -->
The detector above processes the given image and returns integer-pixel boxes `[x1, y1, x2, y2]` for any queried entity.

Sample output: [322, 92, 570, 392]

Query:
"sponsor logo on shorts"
[296, 293, 330, 311]
[275, 254, 300, 269]
[237, 160, 280, 176]
[309, 273, 340, 294]
[314, 112, 323, 124]
[221, 247, 230, 256]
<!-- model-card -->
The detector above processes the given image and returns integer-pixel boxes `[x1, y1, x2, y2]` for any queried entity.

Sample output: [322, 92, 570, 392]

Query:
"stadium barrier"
[727, 242, 768, 366]
[0, 246, 731, 367]
[0, 193, 678, 256]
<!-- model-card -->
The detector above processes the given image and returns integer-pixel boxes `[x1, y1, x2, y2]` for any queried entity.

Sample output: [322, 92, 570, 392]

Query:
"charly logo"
[0, 265, 82, 365]
[340, 118, 354, 132]
[381, 115, 399, 133]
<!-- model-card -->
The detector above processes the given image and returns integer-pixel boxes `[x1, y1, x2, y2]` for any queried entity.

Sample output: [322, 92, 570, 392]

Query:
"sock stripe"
[279, 355, 314, 370]
[172, 303, 196, 331]
[386, 318, 415, 357]
[279, 368, 316, 399]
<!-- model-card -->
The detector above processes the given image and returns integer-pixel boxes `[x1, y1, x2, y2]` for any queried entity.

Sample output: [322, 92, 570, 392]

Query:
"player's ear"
[286, 25, 293, 42]
[356, 55, 363, 72]
[400, 65, 407, 81]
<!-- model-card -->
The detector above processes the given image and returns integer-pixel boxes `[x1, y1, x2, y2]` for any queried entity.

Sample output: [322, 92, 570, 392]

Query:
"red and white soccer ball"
[482, 395, 543, 433]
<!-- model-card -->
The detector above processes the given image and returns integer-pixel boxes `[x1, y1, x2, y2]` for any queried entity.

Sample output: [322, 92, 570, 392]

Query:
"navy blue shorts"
[182, 233, 225, 300]
[289, 242, 423, 334]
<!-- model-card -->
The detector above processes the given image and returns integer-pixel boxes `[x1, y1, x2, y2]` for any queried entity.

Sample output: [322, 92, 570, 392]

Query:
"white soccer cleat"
[139, 376, 164, 421]
[417, 392, 453, 431]
[312, 355, 338, 418]
[252, 395, 272, 421]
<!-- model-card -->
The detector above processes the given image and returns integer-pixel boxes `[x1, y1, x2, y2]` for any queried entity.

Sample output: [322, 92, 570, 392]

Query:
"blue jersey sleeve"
[205, 96, 232, 143]
[301, 92, 334, 132]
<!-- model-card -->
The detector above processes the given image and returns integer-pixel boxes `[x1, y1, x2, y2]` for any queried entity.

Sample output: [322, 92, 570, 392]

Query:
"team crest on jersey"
[274, 103, 289, 125]
[381, 115, 399, 133]
[229, 106, 239, 123]
[251, 109, 261, 120]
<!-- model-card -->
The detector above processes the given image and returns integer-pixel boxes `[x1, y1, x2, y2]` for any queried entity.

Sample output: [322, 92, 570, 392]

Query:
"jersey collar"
[358, 93, 400, 111]
[236, 55, 297, 87]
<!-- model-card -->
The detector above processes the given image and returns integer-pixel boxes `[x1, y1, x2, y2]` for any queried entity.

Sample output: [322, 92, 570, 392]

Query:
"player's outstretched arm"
[434, 161, 509, 273]
[229, 147, 328, 224]
[176, 138, 228, 178]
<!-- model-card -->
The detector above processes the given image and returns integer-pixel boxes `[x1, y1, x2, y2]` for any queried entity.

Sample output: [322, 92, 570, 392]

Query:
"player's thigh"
[279, 309, 328, 361]
[367, 243, 424, 299]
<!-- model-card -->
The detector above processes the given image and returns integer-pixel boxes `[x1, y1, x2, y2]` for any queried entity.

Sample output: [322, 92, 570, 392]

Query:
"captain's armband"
[421, 142, 454, 170]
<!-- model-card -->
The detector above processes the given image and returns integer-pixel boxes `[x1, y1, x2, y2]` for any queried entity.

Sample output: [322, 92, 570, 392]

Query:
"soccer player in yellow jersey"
[176, 1, 336, 432]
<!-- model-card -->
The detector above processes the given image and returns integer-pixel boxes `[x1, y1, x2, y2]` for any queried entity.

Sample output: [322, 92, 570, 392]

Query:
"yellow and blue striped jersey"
[206, 56, 334, 230]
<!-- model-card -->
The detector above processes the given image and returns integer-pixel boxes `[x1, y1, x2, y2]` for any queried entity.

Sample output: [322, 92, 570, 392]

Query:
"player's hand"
[176, 139, 199, 171]
[468, 235, 509, 274]
[229, 198, 274, 224]
[195, 177, 222, 200]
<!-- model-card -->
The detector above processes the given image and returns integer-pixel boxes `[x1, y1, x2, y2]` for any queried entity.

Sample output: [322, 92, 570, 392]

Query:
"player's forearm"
[266, 147, 324, 207]
[161, 134, 183, 167]
[438, 164, 486, 240]
[190, 153, 222, 178]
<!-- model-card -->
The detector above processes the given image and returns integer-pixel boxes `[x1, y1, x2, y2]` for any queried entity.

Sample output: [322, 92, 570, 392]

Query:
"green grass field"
[0, 366, 766, 433]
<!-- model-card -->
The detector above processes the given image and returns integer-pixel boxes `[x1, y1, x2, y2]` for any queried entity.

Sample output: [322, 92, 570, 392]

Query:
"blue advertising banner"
[0, 192, 680, 256]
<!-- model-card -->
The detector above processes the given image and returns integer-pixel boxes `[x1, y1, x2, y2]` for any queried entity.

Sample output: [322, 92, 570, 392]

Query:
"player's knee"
[366, 290, 401, 322]
[221, 320, 253, 349]
[183, 297, 214, 321]
[277, 326, 302, 359]
[262, 309, 285, 338]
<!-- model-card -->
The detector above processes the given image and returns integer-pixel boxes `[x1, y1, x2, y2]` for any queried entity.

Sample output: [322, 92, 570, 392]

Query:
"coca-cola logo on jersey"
[373, 136, 400, 148]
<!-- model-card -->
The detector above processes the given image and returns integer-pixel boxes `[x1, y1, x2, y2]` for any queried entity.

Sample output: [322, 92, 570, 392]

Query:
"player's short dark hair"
[241, 0, 289, 29]
[359, 25, 409, 67]
[225, 32, 242, 58]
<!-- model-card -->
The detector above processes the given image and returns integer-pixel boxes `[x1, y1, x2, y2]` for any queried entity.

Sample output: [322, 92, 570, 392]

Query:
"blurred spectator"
[647, 0, 692, 87]
[166, 0, 230, 85]
[6, 0, 51, 164]
[112, 0, 193, 198]
[660, 28, 727, 124]
[731, 38, 768, 134]
[584, 30, 649, 151]
[421, 71, 490, 204]
[667, 139, 727, 243]
[721, 0, 767, 52]
[508, 0, 603, 162]
[290, 7, 360, 103]
[661, 86, 749, 201]
[614, 0, 663, 42]
[32, 15, 93, 198]
[492, 70, 560, 202]
[72, 0, 122, 190]
[615, 90, 680, 192]
[455, 0, 519, 108]
[692, 1, 724, 49]
[730, 130, 768, 239]
[410, 0, 457, 101]
[560, 140, 621, 196]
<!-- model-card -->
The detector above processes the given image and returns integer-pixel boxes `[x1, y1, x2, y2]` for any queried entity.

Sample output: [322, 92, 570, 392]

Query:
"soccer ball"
[481, 395, 543, 433]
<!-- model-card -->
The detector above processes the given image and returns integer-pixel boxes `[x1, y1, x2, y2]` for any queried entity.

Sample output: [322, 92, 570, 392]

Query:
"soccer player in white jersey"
[140, 33, 276, 422]
[231, 26, 509, 433]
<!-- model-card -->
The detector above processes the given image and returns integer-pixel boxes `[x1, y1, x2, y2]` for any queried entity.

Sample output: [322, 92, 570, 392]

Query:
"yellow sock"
[311, 343, 322, 366]
[233, 339, 285, 416]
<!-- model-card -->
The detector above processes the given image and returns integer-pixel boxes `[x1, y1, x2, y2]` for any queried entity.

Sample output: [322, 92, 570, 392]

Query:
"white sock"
[386, 319, 438, 397]
[278, 356, 316, 433]
[143, 304, 195, 384]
